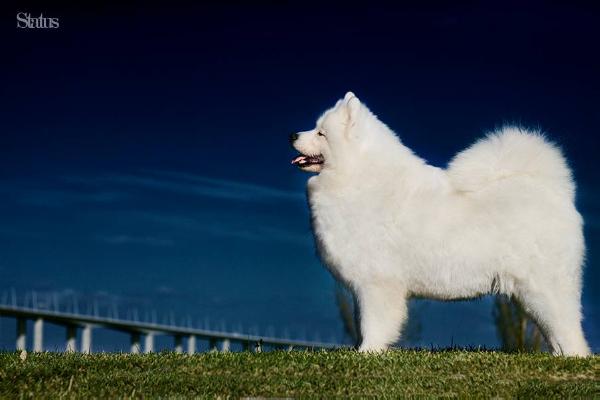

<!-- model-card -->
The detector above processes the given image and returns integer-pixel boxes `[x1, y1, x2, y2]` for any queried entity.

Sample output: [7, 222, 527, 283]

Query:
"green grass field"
[0, 350, 597, 398]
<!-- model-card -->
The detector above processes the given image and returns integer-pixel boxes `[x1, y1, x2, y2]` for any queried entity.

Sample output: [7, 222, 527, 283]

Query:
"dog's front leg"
[357, 283, 407, 352]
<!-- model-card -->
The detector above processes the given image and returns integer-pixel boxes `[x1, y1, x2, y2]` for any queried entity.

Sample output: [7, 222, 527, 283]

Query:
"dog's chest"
[307, 183, 381, 283]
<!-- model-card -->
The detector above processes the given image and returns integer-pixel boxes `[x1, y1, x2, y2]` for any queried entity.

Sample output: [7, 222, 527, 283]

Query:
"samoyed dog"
[290, 92, 590, 356]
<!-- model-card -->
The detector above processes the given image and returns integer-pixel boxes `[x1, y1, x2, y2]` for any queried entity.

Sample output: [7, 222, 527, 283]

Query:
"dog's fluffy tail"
[447, 126, 575, 200]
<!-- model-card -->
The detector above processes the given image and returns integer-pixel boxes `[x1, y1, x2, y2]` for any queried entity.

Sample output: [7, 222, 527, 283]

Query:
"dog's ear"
[344, 91, 360, 122]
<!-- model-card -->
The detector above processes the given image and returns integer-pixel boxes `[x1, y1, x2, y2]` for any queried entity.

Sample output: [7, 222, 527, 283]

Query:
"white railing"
[0, 290, 342, 353]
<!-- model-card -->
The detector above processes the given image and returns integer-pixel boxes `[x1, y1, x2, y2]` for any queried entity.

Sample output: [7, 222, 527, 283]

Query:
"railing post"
[130, 332, 141, 354]
[144, 333, 154, 353]
[209, 337, 217, 352]
[187, 335, 196, 355]
[66, 325, 77, 352]
[33, 317, 44, 352]
[16, 318, 26, 351]
[174, 335, 183, 353]
[221, 338, 230, 352]
[81, 324, 92, 354]
[254, 339, 262, 353]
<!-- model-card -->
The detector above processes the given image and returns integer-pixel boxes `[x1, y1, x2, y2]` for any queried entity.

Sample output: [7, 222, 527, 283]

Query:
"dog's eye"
[317, 131, 325, 137]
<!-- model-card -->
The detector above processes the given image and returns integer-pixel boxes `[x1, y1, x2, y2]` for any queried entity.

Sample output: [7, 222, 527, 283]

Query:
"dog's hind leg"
[515, 282, 590, 356]
[356, 283, 407, 352]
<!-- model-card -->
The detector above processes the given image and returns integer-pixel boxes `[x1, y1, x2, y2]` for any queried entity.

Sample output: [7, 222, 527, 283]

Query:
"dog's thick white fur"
[291, 92, 590, 356]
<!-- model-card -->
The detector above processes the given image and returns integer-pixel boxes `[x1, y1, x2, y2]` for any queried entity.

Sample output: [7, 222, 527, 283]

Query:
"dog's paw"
[358, 343, 389, 353]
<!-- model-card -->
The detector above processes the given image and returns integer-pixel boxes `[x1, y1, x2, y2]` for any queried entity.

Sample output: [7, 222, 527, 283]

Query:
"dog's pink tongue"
[291, 155, 307, 165]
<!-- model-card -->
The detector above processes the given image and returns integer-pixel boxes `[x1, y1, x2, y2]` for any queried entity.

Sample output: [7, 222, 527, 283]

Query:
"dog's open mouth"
[291, 154, 325, 168]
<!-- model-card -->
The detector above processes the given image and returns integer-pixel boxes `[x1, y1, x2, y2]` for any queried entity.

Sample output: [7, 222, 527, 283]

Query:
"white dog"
[291, 92, 590, 356]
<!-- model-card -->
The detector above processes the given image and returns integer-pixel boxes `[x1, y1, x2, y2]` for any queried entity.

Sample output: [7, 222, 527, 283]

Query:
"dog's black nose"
[289, 133, 299, 146]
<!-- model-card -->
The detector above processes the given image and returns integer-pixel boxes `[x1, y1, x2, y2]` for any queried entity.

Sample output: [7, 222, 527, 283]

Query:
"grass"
[0, 350, 597, 398]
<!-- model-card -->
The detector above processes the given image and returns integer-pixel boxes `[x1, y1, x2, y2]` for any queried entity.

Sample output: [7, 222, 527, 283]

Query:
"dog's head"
[290, 91, 365, 173]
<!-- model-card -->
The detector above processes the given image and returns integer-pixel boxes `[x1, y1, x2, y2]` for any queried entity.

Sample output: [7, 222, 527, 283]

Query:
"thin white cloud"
[128, 210, 312, 247]
[148, 170, 304, 202]
[63, 170, 304, 203]
[0, 171, 311, 246]
[96, 235, 174, 246]
[201, 223, 312, 245]
[19, 189, 126, 207]
[2, 170, 304, 207]
[0, 182, 128, 207]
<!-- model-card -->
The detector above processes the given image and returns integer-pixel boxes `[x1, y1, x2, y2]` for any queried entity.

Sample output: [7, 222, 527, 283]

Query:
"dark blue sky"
[1, 1, 598, 351]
